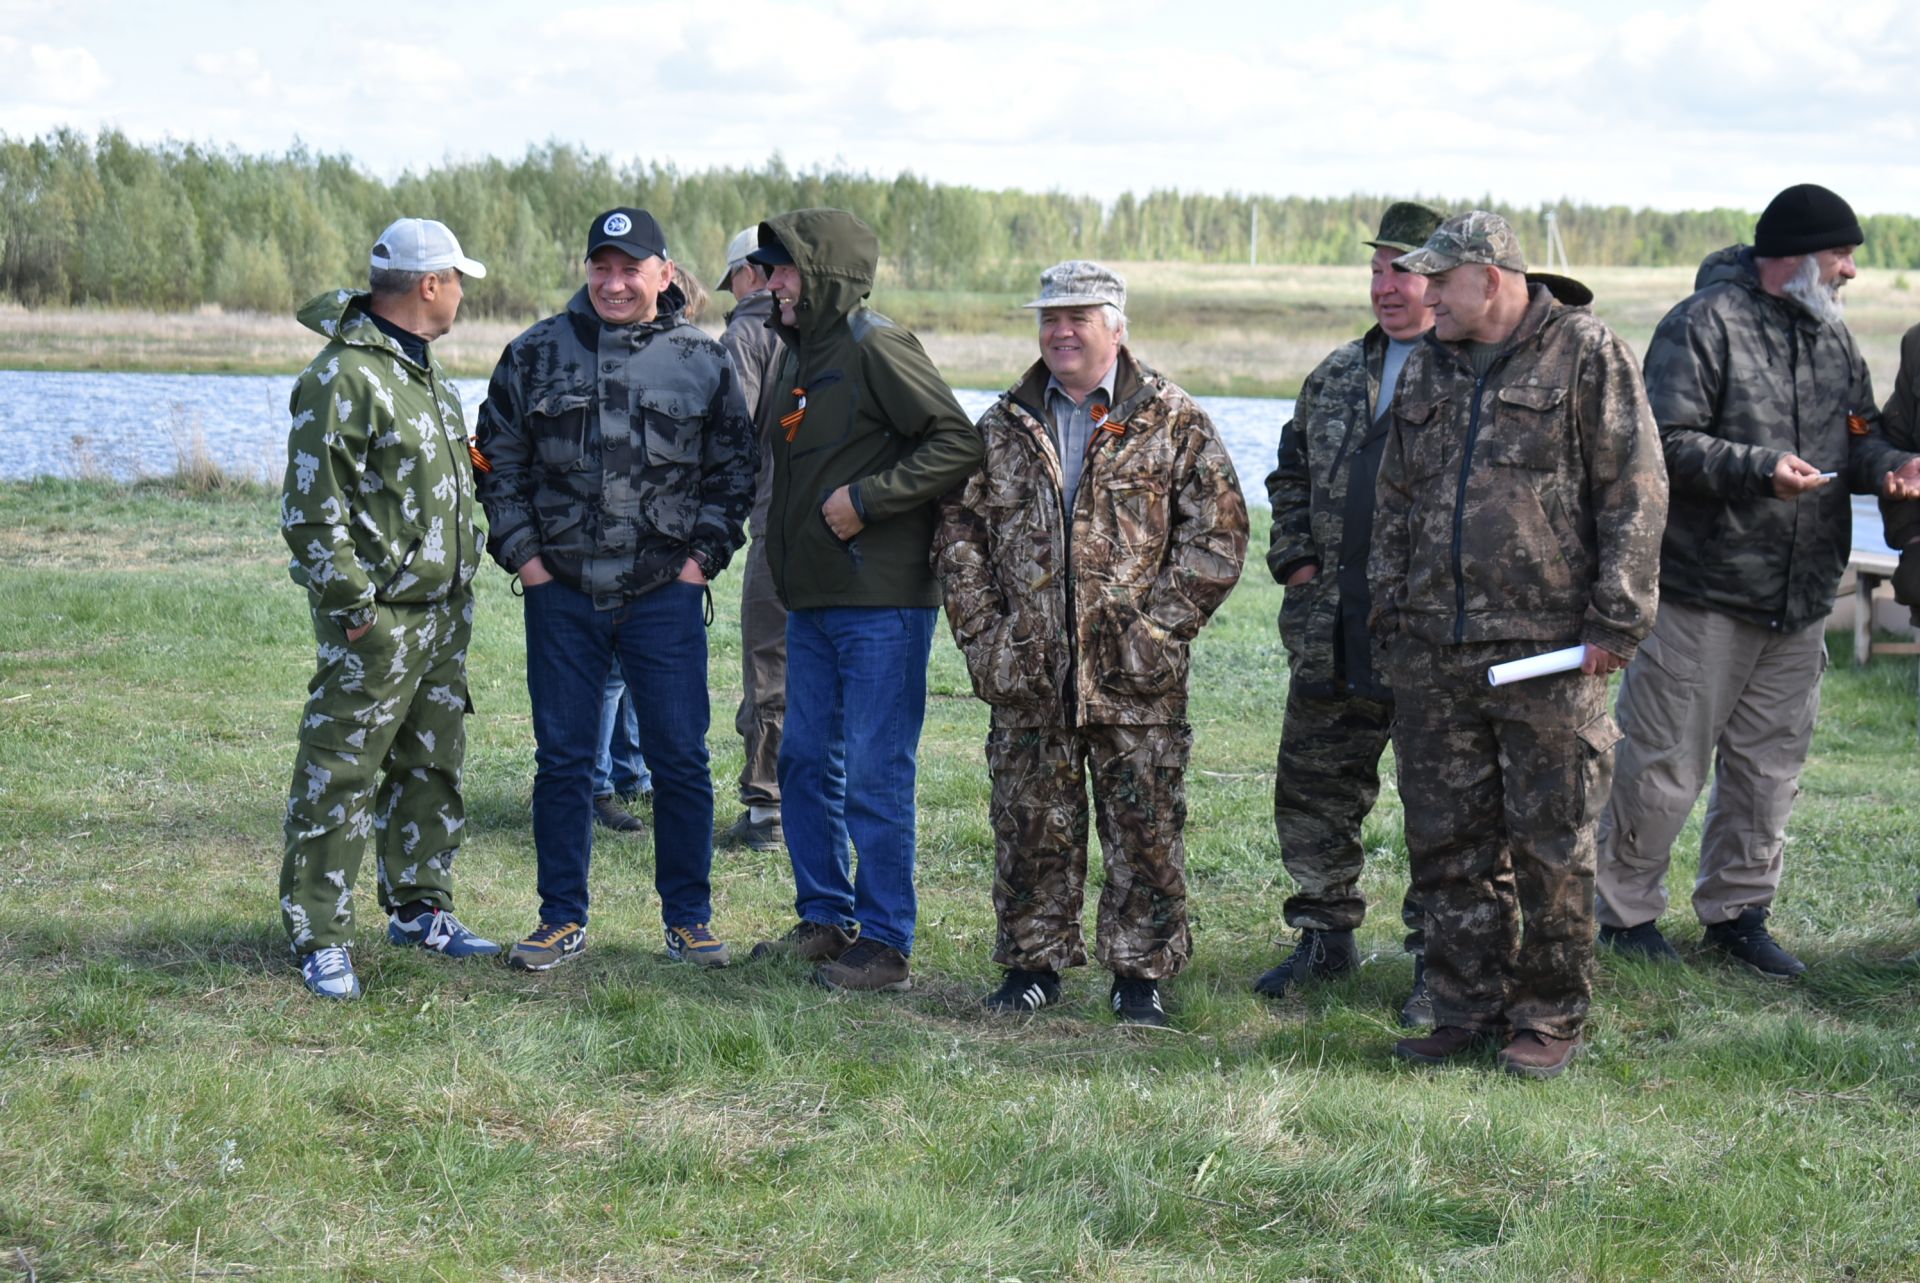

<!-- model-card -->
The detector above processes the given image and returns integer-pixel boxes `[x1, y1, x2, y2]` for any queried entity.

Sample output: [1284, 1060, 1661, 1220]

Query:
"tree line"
[4, 128, 1918, 317]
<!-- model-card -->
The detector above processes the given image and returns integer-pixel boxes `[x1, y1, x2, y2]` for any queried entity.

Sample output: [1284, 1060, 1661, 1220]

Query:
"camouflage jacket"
[934, 347, 1249, 728]
[1370, 284, 1667, 660]
[1651, 245, 1912, 630]
[281, 289, 478, 629]
[1266, 326, 1394, 699]
[474, 284, 755, 608]
[758, 208, 983, 610]
[720, 288, 783, 537]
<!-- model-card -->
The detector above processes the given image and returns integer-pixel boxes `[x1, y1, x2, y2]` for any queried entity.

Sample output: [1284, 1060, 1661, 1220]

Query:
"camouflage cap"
[1364, 202, 1447, 254]
[1396, 211, 1528, 276]
[1022, 260, 1127, 313]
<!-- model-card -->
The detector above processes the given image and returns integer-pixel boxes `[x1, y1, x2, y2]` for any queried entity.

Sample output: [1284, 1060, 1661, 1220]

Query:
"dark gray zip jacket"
[1649, 245, 1913, 631]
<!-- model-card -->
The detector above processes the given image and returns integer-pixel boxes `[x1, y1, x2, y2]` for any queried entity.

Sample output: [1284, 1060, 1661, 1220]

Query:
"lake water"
[0, 369, 1293, 506]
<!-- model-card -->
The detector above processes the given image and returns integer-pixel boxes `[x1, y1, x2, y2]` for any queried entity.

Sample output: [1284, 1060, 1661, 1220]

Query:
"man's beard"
[1781, 253, 1845, 323]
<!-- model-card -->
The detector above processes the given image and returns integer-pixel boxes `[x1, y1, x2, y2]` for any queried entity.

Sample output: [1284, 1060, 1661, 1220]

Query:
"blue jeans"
[595, 675, 652, 798]
[777, 606, 936, 954]
[523, 578, 713, 928]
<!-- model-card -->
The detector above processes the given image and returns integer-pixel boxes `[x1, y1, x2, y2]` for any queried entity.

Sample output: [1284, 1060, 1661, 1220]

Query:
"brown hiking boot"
[749, 919, 858, 963]
[1393, 1025, 1494, 1065]
[813, 938, 911, 992]
[1497, 1030, 1582, 1080]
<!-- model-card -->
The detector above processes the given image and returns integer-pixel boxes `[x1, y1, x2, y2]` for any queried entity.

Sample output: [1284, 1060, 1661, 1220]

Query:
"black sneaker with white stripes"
[1110, 976, 1168, 1027]
[984, 967, 1062, 1014]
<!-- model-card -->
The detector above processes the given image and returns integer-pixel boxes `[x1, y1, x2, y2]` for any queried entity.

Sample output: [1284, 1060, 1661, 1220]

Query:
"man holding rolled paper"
[1369, 212, 1668, 1079]
[1595, 184, 1920, 978]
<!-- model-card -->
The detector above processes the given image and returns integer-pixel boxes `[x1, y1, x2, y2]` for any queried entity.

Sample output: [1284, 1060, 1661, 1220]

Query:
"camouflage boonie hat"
[1396, 211, 1528, 276]
[1022, 260, 1127, 313]
[1365, 202, 1447, 254]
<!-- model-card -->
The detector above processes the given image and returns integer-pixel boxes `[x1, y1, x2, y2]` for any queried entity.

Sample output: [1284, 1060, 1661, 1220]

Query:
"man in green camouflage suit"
[935, 261, 1248, 1026]
[1370, 212, 1668, 1078]
[279, 218, 498, 1001]
[1257, 202, 1443, 1025]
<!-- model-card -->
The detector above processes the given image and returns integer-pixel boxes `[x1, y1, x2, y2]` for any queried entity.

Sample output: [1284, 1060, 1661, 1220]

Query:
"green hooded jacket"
[281, 289, 478, 627]
[757, 209, 983, 609]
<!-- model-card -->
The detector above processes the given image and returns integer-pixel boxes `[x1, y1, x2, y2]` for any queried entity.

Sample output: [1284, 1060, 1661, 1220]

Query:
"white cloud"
[0, 40, 109, 105]
[189, 47, 274, 97]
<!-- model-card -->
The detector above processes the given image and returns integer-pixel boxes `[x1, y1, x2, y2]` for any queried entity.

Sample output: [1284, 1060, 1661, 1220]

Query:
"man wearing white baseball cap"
[713, 226, 789, 852]
[370, 216, 488, 280]
[278, 216, 492, 1000]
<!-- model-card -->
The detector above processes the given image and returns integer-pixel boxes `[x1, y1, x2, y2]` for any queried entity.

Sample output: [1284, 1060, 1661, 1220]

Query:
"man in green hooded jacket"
[745, 208, 984, 992]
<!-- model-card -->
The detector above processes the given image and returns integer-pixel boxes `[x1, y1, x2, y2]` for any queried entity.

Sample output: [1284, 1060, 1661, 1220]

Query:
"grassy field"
[10, 262, 1920, 400]
[2, 481, 1918, 1281]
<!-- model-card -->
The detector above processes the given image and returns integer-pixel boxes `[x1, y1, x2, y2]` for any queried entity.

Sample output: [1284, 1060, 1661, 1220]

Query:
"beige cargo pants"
[1595, 600, 1826, 928]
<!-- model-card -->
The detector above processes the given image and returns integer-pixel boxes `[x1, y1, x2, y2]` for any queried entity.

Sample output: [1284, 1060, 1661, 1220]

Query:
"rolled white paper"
[1487, 644, 1588, 687]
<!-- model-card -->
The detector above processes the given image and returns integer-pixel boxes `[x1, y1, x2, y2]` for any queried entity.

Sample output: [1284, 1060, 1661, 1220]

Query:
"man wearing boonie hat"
[1256, 202, 1444, 1027]
[712, 227, 790, 854]
[278, 217, 496, 1000]
[934, 259, 1248, 1027]
[1369, 210, 1668, 1079]
[475, 207, 756, 975]
[1596, 185, 1920, 979]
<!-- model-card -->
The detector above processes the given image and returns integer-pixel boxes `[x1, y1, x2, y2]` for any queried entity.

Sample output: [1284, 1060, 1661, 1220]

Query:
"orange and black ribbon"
[1848, 411, 1870, 437]
[781, 387, 808, 442]
[469, 438, 492, 472]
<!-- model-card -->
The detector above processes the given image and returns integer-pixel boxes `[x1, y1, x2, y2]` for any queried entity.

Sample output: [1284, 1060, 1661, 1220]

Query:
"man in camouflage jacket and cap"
[279, 217, 499, 1000]
[1371, 212, 1668, 1079]
[1595, 184, 1920, 977]
[1257, 201, 1444, 1025]
[476, 208, 756, 973]
[935, 260, 1248, 1026]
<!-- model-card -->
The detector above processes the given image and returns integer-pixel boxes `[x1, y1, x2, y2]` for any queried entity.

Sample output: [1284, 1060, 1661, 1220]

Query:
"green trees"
[1, 128, 1916, 316]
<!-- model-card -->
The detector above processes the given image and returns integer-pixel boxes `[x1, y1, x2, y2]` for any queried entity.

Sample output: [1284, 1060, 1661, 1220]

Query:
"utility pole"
[1544, 209, 1569, 272]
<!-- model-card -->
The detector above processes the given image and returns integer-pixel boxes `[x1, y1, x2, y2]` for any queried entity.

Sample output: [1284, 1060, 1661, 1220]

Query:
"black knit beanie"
[1753, 184, 1864, 256]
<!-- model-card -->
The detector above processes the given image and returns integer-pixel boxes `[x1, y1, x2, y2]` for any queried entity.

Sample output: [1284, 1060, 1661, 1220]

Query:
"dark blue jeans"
[523, 578, 713, 928]
[777, 606, 936, 954]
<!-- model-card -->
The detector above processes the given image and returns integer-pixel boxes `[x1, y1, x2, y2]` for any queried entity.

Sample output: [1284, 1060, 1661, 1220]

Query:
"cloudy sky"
[3, 0, 1918, 214]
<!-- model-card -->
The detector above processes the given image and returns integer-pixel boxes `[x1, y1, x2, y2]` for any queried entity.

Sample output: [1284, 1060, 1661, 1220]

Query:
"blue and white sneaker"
[387, 906, 502, 957]
[299, 945, 362, 1000]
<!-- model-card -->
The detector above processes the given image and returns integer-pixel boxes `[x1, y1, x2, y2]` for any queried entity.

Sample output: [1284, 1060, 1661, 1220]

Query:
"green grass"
[2, 479, 1918, 1281]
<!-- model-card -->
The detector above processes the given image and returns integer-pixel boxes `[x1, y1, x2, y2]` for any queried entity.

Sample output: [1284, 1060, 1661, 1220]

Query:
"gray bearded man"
[1257, 201, 1444, 1025]
[1595, 184, 1920, 976]
[935, 261, 1247, 1027]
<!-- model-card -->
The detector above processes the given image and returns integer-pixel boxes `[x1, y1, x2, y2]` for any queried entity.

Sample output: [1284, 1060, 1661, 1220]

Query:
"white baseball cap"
[715, 227, 760, 291]
[370, 218, 487, 278]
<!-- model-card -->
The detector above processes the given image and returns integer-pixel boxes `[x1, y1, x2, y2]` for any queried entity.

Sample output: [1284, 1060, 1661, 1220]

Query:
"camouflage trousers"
[734, 534, 786, 808]
[987, 720, 1193, 980]
[1386, 638, 1618, 1039]
[1273, 680, 1422, 948]
[279, 595, 473, 954]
